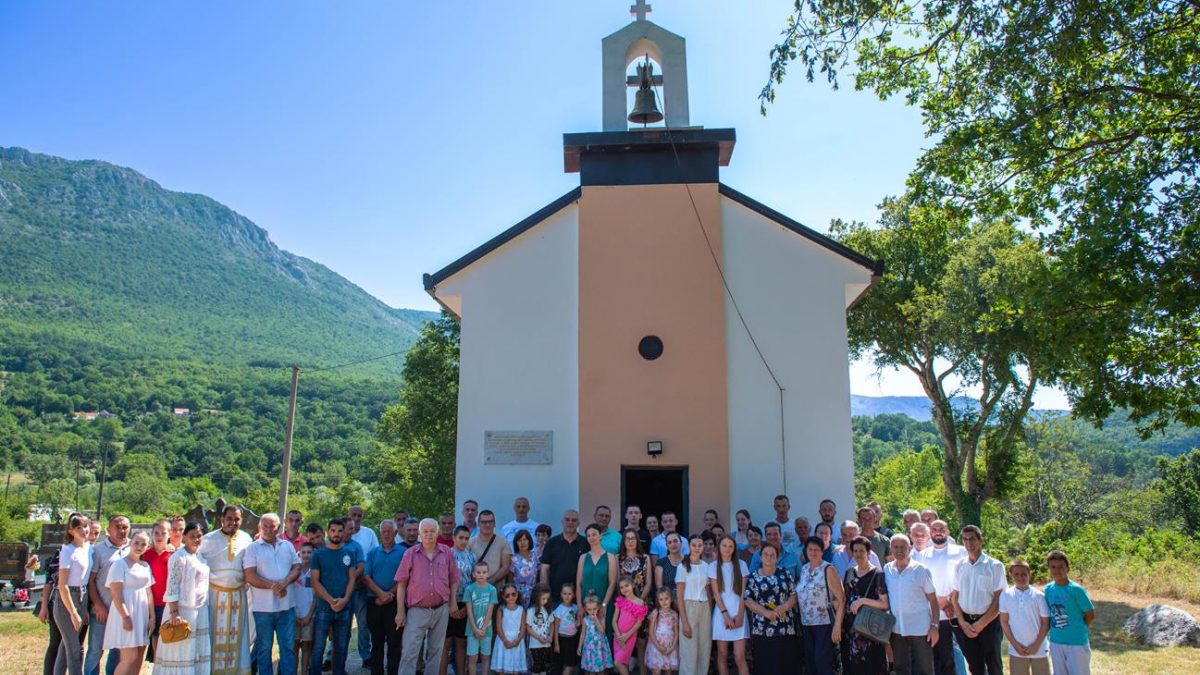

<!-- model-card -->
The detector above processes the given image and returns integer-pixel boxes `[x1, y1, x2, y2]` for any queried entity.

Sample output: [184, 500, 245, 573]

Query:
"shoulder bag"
[851, 569, 895, 645]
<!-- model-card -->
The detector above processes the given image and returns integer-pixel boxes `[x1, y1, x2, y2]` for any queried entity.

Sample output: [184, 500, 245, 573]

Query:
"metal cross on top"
[630, 0, 652, 22]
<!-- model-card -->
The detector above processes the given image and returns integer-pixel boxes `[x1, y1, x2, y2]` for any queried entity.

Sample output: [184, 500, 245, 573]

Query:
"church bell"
[628, 61, 664, 125]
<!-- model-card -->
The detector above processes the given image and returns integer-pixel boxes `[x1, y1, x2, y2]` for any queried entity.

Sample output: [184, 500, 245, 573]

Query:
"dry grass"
[1, 588, 1197, 674]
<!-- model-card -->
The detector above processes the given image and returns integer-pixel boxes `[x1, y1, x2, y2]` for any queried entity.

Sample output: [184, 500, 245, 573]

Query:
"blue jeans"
[84, 612, 118, 675]
[254, 609, 297, 675]
[311, 607, 352, 675]
[353, 589, 372, 662]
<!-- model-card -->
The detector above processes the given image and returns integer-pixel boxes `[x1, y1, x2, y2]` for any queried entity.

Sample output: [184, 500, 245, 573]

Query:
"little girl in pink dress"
[611, 577, 649, 674]
[645, 588, 680, 672]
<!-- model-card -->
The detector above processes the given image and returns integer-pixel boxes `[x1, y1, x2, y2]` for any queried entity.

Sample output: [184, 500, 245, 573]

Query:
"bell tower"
[601, 0, 690, 130]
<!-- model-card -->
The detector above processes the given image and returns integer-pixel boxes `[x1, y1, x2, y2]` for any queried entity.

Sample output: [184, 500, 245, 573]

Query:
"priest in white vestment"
[199, 506, 254, 675]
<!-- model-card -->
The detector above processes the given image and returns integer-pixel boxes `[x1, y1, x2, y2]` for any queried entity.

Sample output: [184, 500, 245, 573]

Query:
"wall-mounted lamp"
[647, 441, 663, 457]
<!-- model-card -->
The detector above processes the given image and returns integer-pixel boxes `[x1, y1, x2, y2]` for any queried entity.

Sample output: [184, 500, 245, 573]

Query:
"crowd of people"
[35, 495, 1096, 675]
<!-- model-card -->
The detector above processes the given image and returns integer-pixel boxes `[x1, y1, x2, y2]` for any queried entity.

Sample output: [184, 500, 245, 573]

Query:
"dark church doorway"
[621, 466, 688, 536]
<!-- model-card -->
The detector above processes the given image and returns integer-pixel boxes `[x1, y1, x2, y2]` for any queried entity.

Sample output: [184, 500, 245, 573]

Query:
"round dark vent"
[638, 335, 664, 361]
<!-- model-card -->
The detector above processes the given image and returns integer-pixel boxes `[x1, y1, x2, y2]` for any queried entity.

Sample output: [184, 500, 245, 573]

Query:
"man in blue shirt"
[749, 521, 800, 577]
[310, 518, 360, 675]
[362, 520, 407, 675]
[1044, 550, 1095, 675]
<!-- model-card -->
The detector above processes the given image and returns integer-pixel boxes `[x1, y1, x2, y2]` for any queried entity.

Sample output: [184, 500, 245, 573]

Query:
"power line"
[304, 349, 407, 373]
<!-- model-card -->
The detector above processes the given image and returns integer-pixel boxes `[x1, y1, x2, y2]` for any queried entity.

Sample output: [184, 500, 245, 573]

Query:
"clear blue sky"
[0, 1, 1068, 407]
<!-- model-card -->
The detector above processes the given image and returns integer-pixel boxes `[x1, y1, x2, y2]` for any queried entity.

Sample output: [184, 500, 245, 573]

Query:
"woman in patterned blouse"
[743, 542, 799, 673]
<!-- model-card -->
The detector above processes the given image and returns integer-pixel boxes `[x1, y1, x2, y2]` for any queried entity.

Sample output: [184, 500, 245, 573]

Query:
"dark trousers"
[932, 621, 957, 675]
[954, 616, 1002, 675]
[44, 603, 63, 675]
[801, 623, 836, 675]
[891, 634, 935, 675]
[750, 634, 797, 673]
[367, 599, 402, 675]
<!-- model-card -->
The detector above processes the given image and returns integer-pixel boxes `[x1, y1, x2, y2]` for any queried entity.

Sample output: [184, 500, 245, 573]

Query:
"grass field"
[1, 588, 1196, 674]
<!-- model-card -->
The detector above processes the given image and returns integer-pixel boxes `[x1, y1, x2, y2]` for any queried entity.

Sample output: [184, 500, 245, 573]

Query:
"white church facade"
[422, 5, 882, 532]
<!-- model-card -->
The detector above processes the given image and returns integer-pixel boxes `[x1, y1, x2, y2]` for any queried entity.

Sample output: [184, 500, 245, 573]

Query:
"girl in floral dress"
[611, 577, 649, 674]
[579, 593, 613, 674]
[644, 588, 680, 673]
[510, 530, 540, 606]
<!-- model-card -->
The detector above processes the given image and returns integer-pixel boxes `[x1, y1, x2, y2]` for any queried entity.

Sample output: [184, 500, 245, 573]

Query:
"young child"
[579, 593, 613, 675]
[611, 576, 649, 675]
[527, 584, 554, 675]
[491, 583, 528, 674]
[552, 583, 581, 675]
[644, 587, 680, 674]
[1044, 550, 1095, 675]
[463, 561, 498, 675]
[999, 559, 1050, 675]
[294, 542, 316, 675]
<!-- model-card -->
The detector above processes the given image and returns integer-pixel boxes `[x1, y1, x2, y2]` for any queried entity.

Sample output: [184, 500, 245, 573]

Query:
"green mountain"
[0, 147, 434, 375]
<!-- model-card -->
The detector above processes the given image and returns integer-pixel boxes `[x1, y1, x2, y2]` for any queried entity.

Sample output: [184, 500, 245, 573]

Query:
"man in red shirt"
[281, 509, 309, 551]
[394, 518, 460, 675]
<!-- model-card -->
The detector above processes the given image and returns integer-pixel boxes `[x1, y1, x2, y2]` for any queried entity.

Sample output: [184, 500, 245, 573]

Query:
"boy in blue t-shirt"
[1043, 550, 1095, 675]
[462, 561, 498, 675]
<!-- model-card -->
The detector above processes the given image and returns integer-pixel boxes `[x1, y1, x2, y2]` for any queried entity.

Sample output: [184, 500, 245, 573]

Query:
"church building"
[423, 3, 882, 532]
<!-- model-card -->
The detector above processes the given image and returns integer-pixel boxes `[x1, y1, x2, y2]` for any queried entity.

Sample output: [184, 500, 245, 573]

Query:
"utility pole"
[278, 365, 300, 514]
[96, 443, 108, 522]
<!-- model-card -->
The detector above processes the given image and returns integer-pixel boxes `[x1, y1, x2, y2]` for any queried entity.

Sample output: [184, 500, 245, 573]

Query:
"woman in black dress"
[841, 535, 890, 675]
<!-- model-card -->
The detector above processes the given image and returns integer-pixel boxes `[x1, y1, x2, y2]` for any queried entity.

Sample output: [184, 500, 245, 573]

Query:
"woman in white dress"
[707, 536, 750, 675]
[104, 530, 155, 675]
[153, 522, 211, 674]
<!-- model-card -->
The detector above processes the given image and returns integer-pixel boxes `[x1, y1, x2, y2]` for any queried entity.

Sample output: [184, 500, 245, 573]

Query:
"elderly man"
[500, 497, 541, 548]
[885, 534, 939, 675]
[363, 520, 406, 675]
[468, 510, 511, 586]
[830, 520, 880, 578]
[85, 514, 130, 675]
[910, 522, 933, 553]
[200, 505, 254, 675]
[539, 510, 588, 606]
[903, 510, 922, 535]
[792, 516, 811, 554]
[310, 518, 360, 675]
[394, 518, 460, 675]
[594, 505, 621, 554]
[916, 519, 968, 675]
[244, 513, 302, 675]
[951, 526, 1006, 675]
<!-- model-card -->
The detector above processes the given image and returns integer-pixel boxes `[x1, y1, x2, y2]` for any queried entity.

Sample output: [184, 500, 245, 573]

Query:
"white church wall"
[720, 196, 874, 531]
[437, 204, 580, 525]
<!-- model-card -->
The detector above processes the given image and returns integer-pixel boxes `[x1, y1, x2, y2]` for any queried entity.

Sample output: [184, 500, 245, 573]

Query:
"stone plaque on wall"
[485, 431, 553, 465]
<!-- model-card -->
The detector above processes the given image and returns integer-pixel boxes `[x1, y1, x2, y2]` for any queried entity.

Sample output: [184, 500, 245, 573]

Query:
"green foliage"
[837, 198, 1063, 524]
[1155, 450, 1200, 536]
[763, 1, 1200, 432]
[378, 313, 460, 518]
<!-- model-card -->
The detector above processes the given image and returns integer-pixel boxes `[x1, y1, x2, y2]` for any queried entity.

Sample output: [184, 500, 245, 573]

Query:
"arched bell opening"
[625, 48, 666, 127]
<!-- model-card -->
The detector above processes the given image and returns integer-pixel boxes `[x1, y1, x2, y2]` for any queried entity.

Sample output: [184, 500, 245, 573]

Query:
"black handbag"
[850, 570, 894, 645]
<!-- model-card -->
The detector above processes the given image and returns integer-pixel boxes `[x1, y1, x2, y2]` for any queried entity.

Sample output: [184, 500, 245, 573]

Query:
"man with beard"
[310, 518, 360, 675]
[916, 520, 968, 675]
[199, 505, 254, 675]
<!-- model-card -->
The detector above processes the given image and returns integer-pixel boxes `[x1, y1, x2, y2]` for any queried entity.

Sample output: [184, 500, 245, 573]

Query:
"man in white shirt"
[884, 534, 939, 675]
[916, 519, 968, 675]
[346, 505, 378, 666]
[243, 513, 302, 675]
[950, 525, 1006, 675]
[998, 559, 1050, 675]
[348, 505, 379, 556]
[500, 496, 541, 548]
